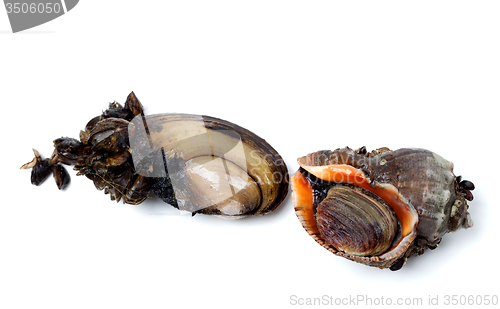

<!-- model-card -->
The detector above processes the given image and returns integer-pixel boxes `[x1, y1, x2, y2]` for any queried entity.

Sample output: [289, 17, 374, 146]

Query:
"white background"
[1, 1, 499, 308]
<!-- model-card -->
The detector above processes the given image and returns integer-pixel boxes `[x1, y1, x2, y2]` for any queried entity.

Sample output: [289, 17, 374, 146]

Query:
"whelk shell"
[291, 147, 474, 270]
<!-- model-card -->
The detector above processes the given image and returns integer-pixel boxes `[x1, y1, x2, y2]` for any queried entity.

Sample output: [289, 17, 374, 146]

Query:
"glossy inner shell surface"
[129, 113, 288, 218]
[292, 156, 419, 269]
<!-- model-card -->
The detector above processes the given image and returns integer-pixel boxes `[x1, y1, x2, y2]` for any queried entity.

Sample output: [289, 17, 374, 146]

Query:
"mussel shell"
[23, 92, 288, 218]
[317, 185, 398, 257]
[49, 138, 84, 166]
[88, 118, 130, 153]
[30, 158, 53, 186]
[53, 164, 70, 190]
[128, 113, 289, 217]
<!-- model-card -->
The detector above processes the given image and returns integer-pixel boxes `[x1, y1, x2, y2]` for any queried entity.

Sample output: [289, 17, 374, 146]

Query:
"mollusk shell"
[127, 113, 289, 218]
[24, 92, 289, 219]
[291, 147, 473, 270]
[317, 185, 399, 257]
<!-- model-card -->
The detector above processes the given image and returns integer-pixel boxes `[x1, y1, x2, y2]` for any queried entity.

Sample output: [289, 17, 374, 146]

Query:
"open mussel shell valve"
[21, 92, 289, 218]
[291, 147, 475, 270]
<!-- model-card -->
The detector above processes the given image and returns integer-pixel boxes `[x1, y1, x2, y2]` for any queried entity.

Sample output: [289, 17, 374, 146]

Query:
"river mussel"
[291, 147, 474, 270]
[21, 92, 289, 218]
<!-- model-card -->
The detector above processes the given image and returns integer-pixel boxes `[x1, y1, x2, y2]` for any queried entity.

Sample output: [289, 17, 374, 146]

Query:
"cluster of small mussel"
[22, 92, 475, 270]
[22, 92, 289, 217]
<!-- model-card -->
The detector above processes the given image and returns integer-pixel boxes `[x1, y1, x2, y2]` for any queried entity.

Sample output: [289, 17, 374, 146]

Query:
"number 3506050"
[5, 2, 62, 14]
